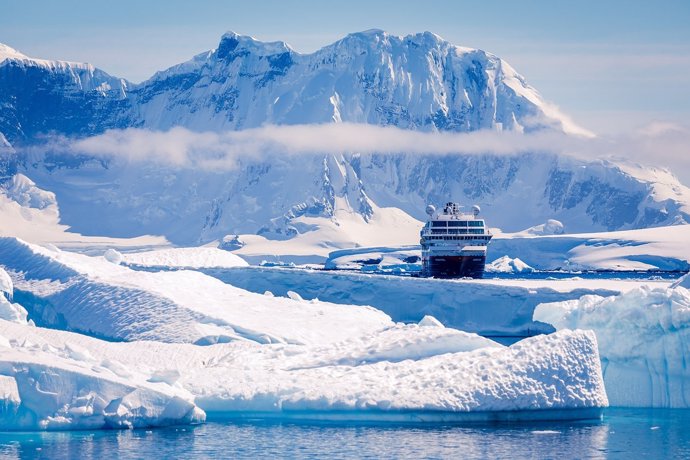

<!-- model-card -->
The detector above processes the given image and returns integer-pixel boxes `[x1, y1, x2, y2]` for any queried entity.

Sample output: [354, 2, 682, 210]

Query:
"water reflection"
[1, 409, 689, 459]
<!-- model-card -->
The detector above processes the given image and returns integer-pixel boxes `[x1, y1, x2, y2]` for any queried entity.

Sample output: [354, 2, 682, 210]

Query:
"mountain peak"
[405, 30, 446, 45]
[216, 31, 293, 58]
[349, 28, 387, 38]
[0, 43, 29, 62]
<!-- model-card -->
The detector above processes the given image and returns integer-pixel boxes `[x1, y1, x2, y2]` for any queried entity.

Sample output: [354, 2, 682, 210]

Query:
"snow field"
[492, 225, 690, 271]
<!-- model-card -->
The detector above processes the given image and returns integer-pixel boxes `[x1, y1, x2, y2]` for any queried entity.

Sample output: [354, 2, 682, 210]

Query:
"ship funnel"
[425, 204, 436, 216]
[472, 205, 481, 216]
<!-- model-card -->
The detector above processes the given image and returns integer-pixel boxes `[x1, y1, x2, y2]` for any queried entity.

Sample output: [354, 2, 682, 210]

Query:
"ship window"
[448, 221, 466, 227]
[432, 221, 447, 227]
[431, 229, 447, 234]
[468, 221, 484, 227]
[469, 228, 483, 234]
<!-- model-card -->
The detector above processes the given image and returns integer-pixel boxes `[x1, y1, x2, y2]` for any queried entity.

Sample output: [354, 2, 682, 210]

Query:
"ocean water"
[1, 409, 689, 459]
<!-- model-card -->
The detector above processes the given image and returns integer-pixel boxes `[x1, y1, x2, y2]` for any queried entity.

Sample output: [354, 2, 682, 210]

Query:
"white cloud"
[37, 123, 690, 185]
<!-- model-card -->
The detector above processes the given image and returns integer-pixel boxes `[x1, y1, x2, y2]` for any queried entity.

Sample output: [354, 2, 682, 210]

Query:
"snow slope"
[534, 282, 690, 407]
[0, 320, 607, 427]
[0, 237, 391, 345]
[11, 151, 690, 246]
[0, 173, 168, 251]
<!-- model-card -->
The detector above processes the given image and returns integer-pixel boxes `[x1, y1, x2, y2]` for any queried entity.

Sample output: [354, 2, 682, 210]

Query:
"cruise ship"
[420, 202, 492, 278]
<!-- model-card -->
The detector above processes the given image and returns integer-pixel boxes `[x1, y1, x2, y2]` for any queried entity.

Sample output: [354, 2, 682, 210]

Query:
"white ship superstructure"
[420, 202, 492, 278]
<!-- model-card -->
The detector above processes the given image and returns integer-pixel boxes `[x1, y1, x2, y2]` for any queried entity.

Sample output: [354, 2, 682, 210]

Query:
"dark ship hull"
[423, 255, 486, 279]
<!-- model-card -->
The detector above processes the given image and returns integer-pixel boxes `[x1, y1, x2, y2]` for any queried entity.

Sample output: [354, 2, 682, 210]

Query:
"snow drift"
[534, 277, 690, 407]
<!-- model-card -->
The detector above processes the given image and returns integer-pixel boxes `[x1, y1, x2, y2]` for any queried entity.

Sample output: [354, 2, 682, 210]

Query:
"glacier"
[4, 149, 688, 247]
[534, 276, 690, 407]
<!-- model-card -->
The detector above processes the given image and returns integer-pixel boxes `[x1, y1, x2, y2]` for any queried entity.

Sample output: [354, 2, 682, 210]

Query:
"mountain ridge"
[0, 30, 590, 143]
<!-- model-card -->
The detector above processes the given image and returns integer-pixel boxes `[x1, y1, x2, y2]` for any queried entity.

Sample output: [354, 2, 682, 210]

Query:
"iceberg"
[486, 255, 535, 273]
[205, 264, 668, 337]
[0, 237, 609, 429]
[0, 320, 607, 428]
[0, 267, 28, 324]
[534, 277, 690, 407]
[671, 272, 690, 289]
[0, 334, 204, 430]
[0, 237, 390, 345]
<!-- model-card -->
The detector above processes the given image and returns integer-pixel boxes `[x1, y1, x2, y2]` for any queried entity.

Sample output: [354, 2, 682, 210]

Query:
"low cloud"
[29, 122, 690, 185]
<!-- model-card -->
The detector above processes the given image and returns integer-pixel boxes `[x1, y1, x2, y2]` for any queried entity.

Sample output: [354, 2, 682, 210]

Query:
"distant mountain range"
[0, 31, 688, 245]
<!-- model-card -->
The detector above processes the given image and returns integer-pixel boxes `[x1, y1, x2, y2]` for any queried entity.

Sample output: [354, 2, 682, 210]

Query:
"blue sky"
[2, 0, 689, 134]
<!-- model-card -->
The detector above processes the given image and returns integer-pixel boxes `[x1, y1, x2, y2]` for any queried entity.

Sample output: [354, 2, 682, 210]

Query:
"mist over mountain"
[0, 31, 687, 245]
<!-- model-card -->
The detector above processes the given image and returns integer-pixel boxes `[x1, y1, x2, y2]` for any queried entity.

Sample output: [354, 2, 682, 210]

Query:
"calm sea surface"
[1, 409, 688, 459]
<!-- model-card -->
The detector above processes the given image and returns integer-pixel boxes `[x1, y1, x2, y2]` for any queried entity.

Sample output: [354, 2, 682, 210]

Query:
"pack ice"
[535, 273, 690, 407]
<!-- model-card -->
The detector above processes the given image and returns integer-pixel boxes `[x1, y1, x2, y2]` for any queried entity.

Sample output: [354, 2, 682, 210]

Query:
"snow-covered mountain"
[0, 31, 688, 246]
[0, 30, 586, 143]
[127, 30, 589, 135]
[7, 149, 687, 247]
[0, 44, 129, 141]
